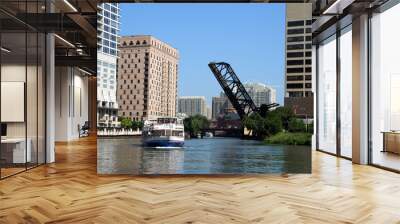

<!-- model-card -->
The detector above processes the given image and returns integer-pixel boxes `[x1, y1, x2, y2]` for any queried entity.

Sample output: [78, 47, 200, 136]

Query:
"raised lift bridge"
[208, 62, 279, 120]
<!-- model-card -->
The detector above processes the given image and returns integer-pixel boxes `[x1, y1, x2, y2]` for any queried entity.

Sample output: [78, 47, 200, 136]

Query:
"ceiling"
[0, 0, 98, 74]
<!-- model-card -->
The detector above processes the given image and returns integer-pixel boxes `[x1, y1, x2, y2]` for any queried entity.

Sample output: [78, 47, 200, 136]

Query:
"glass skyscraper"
[97, 3, 121, 128]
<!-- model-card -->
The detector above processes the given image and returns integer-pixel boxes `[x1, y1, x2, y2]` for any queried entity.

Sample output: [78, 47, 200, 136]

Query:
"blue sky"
[120, 4, 286, 105]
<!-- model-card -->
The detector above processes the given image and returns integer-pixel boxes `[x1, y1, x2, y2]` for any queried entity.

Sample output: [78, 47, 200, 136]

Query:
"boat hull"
[143, 136, 184, 147]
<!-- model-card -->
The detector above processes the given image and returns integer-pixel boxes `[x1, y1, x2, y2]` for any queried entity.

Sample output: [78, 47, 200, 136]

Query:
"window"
[287, 44, 304, 50]
[340, 26, 352, 158]
[287, 83, 303, 89]
[317, 35, 337, 154]
[287, 60, 304, 66]
[287, 36, 304, 42]
[370, 4, 400, 170]
[287, 20, 304, 27]
[289, 92, 303, 97]
[287, 67, 303, 73]
[287, 52, 304, 58]
[287, 28, 304, 35]
[287, 75, 304, 81]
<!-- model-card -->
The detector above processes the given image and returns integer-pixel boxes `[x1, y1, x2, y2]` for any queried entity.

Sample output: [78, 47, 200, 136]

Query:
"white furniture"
[1, 138, 31, 163]
[1, 82, 25, 122]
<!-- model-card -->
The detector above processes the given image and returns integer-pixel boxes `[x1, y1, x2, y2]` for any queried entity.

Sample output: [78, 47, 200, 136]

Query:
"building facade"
[206, 106, 212, 120]
[178, 96, 207, 117]
[284, 4, 313, 118]
[211, 92, 237, 120]
[244, 82, 276, 107]
[117, 35, 179, 121]
[97, 3, 120, 128]
[212, 95, 226, 120]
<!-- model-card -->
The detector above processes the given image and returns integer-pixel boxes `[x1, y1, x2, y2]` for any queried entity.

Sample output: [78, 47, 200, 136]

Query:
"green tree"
[265, 112, 283, 135]
[120, 117, 133, 129]
[184, 115, 210, 137]
[287, 118, 306, 132]
[272, 107, 296, 131]
[137, 120, 144, 130]
[243, 113, 267, 139]
[131, 120, 139, 130]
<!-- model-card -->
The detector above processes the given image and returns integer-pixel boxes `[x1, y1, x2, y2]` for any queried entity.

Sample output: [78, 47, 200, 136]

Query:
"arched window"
[129, 41, 133, 46]
[136, 40, 140, 45]
[142, 40, 147, 45]
[122, 42, 127, 46]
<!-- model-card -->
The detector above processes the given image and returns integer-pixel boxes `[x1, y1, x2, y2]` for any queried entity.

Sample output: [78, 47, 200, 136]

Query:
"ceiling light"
[322, 0, 355, 15]
[1, 47, 11, 53]
[78, 67, 93, 76]
[63, 0, 78, 12]
[54, 34, 75, 48]
[323, 0, 343, 15]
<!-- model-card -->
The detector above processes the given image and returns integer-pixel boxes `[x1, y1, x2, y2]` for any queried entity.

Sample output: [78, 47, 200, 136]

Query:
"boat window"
[172, 131, 184, 136]
[157, 118, 177, 124]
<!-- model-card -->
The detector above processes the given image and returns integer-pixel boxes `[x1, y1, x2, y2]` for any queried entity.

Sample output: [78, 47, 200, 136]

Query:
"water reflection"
[97, 137, 311, 174]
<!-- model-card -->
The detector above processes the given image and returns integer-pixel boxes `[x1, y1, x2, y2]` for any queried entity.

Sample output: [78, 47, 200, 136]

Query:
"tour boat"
[142, 117, 185, 147]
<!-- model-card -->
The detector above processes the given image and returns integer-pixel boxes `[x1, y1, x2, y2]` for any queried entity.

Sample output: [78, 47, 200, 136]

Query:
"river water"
[97, 137, 311, 174]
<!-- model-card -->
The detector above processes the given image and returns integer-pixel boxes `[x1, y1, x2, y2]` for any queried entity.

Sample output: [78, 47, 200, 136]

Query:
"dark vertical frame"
[367, 11, 373, 165]
[44, 0, 48, 164]
[36, 0, 39, 168]
[336, 29, 341, 157]
[315, 44, 319, 151]
[25, 0, 28, 171]
[0, 21, 2, 179]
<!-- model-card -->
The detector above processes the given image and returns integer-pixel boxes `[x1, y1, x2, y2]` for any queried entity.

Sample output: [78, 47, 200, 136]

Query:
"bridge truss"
[208, 62, 259, 119]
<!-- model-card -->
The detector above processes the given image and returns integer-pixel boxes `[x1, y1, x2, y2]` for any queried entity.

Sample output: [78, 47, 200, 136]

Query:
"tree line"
[118, 117, 144, 130]
[243, 107, 313, 139]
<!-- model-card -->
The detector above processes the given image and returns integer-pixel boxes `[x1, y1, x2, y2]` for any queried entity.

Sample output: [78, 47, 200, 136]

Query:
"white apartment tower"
[178, 96, 207, 117]
[97, 3, 120, 127]
[244, 82, 277, 107]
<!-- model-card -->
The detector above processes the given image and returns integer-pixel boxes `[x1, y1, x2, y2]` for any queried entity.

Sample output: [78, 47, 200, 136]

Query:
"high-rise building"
[206, 106, 212, 120]
[243, 82, 276, 107]
[117, 35, 179, 121]
[212, 96, 225, 120]
[97, 3, 120, 127]
[178, 96, 207, 117]
[211, 92, 237, 120]
[284, 3, 313, 118]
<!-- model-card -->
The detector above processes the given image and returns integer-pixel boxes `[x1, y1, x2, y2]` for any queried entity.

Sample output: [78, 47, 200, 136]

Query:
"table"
[1, 138, 31, 163]
[382, 131, 400, 154]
